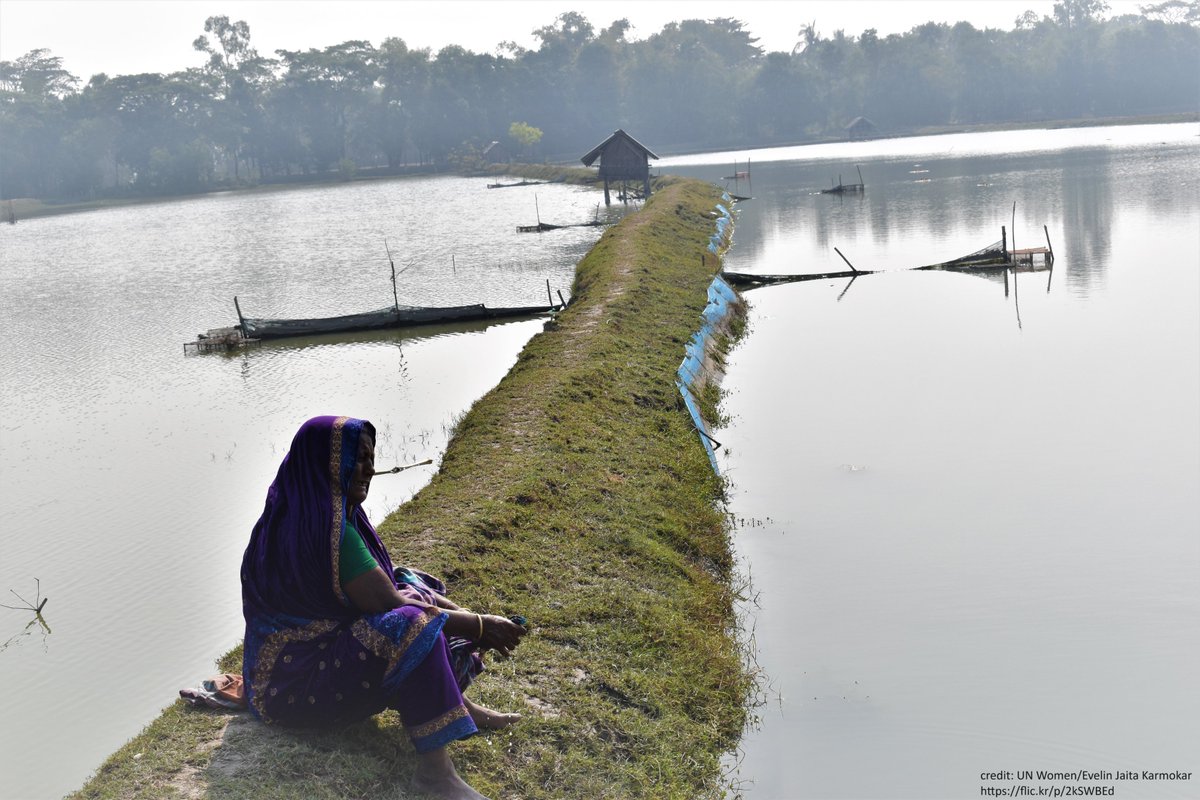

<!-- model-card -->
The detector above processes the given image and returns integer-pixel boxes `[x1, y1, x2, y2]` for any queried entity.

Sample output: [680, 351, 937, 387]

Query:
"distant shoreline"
[657, 111, 1199, 159]
[6, 112, 1195, 223]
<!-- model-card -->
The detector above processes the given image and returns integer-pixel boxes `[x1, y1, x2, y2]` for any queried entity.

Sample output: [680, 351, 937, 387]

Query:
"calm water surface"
[663, 124, 1199, 799]
[0, 175, 620, 799]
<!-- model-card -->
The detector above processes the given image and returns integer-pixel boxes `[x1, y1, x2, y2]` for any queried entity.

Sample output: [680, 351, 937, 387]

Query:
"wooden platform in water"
[1010, 246, 1053, 264]
[184, 327, 260, 355]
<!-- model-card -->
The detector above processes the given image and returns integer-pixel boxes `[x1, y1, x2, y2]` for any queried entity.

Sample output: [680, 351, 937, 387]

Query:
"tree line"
[1, 0, 1197, 201]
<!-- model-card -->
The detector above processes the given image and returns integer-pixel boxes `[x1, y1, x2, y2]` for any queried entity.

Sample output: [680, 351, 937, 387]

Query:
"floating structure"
[821, 165, 865, 194]
[723, 224, 1053, 288]
[517, 196, 608, 233]
[186, 248, 565, 349]
[233, 300, 559, 340]
[723, 159, 752, 200]
[487, 179, 545, 189]
[183, 326, 260, 355]
[914, 225, 1053, 271]
[517, 220, 607, 233]
[517, 221, 561, 233]
[723, 160, 750, 181]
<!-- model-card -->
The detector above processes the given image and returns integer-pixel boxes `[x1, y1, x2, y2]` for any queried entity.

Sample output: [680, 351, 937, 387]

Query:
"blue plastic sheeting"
[677, 206, 738, 475]
[677, 383, 719, 471]
[707, 202, 734, 254]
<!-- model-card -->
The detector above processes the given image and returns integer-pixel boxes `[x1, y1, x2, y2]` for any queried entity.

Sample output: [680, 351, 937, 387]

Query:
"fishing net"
[942, 239, 1006, 266]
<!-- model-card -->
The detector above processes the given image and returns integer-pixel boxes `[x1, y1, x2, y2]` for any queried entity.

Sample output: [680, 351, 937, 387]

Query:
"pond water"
[0, 175, 621, 799]
[661, 123, 1200, 799]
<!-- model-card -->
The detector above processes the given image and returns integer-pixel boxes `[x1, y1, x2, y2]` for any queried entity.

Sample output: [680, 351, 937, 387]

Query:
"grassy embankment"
[69, 175, 752, 800]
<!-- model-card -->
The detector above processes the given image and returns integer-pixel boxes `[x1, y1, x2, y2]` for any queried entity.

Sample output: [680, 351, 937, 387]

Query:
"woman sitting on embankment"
[241, 415, 526, 800]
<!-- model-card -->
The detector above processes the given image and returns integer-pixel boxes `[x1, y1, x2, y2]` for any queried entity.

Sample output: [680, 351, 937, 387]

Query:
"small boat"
[236, 301, 558, 340]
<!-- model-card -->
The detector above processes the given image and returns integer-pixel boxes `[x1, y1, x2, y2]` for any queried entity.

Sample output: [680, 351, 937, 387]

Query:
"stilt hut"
[580, 129, 658, 205]
[482, 140, 509, 164]
[845, 116, 877, 140]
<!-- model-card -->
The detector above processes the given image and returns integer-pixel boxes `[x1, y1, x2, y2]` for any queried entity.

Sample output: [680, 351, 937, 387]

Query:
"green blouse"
[339, 519, 379, 588]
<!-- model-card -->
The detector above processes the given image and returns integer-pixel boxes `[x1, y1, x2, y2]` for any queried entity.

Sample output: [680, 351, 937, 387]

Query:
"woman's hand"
[433, 594, 461, 611]
[479, 614, 527, 658]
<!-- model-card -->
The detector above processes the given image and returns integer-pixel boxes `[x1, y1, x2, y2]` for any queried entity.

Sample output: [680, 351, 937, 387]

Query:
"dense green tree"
[1139, 0, 1200, 24]
[193, 15, 277, 180]
[508, 120, 543, 159]
[0, 49, 78, 100]
[1054, 0, 1112, 28]
[275, 41, 379, 170]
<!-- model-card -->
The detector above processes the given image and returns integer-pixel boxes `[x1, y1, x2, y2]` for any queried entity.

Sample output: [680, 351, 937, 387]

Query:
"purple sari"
[241, 415, 478, 752]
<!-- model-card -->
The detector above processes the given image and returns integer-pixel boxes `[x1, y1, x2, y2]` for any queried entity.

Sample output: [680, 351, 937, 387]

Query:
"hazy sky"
[0, 0, 1144, 82]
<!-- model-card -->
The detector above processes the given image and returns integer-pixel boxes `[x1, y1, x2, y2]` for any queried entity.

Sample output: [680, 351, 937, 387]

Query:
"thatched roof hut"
[846, 116, 877, 140]
[581, 129, 659, 204]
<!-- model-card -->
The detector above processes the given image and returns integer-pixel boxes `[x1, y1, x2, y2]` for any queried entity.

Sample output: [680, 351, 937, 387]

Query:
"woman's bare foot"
[411, 747, 489, 800]
[465, 697, 522, 730]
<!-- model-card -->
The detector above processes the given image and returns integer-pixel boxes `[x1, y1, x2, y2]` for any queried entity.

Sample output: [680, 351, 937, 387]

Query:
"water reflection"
[669, 124, 1196, 296]
[669, 124, 1200, 799]
[1060, 147, 1114, 295]
[0, 174, 610, 799]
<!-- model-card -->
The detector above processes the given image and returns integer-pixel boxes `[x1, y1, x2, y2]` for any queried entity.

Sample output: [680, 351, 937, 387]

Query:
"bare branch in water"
[1, 579, 51, 652]
[1, 578, 47, 613]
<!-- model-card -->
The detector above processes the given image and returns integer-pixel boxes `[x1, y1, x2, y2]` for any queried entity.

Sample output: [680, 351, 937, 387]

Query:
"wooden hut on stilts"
[580, 129, 658, 206]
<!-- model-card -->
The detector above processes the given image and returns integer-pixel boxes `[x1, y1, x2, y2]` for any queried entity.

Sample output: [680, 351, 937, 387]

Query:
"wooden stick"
[1011, 201, 1017, 255]
[373, 459, 433, 476]
[546, 279, 553, 307]
[833, 247, 859, 273]
[385, 239, 399, 311]
[836, 274, 858, 302]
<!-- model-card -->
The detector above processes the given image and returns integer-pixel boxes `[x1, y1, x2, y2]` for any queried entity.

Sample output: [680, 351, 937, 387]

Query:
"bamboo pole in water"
[1011, 201, 1017, 255]
[834, 247, 859, 273]
[385, 239, 399, 311]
